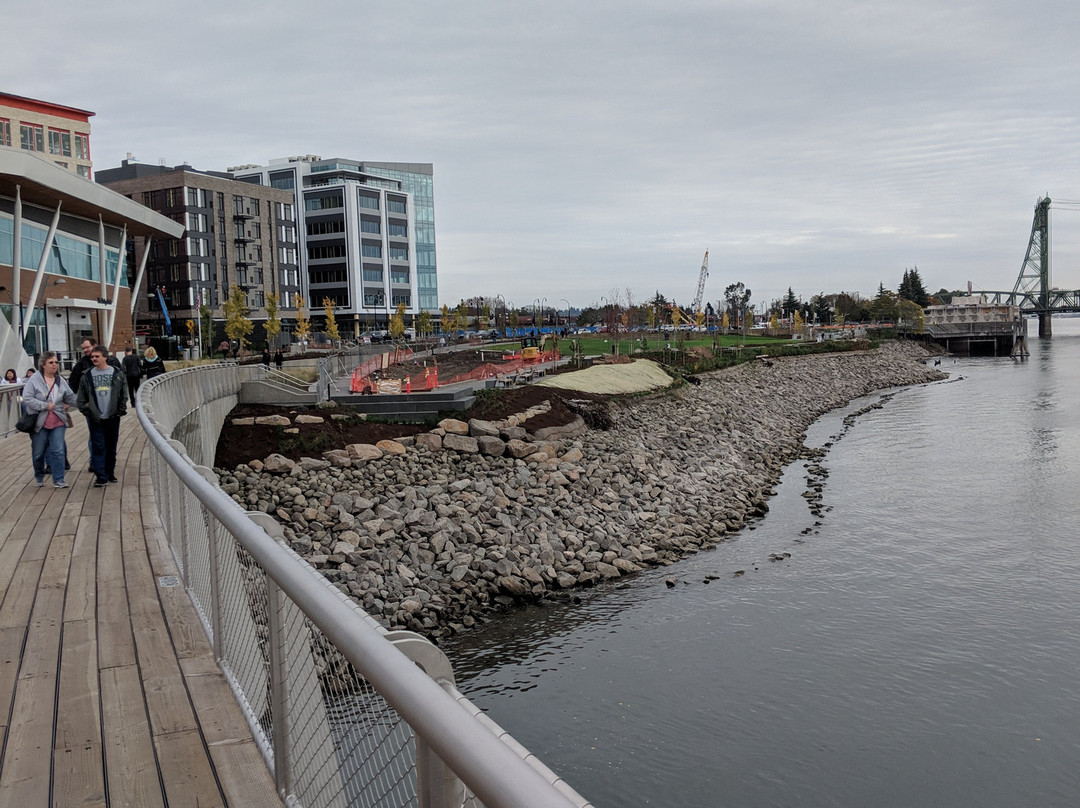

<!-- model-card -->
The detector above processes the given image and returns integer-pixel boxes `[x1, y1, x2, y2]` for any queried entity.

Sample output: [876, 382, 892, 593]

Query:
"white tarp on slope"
[533, 358, 673, 394]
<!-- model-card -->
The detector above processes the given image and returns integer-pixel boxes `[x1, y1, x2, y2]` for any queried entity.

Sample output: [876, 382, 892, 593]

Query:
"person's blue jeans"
[87, 416, 121, 481]
[32, 425, 67, 484]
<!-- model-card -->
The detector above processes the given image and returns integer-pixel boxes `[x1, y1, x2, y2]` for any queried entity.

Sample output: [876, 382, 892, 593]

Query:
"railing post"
[266, 575, 291, 800]
[205, 507, 224, 660]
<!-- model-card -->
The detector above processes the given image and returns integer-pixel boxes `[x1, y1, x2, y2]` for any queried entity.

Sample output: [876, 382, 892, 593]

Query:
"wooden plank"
[156, 577, 210, 661]
[180, 666, 260, 747]
[0, 563, 43, 631]
[17, 587, 63, 680]
[0, 674, 54, 808]
[140, 671, 201, 738]
[0, 539, 30, 607]
[155, 729, 227, 808]
[207, 739, 283, 808]
[55, 619, 101, 751]
[51, 743, 107, 808]
[100, 665, 166, 808]
[64, 520, 98, 622]
[96, 576, 135, 670]
[0, 626, 27, 735]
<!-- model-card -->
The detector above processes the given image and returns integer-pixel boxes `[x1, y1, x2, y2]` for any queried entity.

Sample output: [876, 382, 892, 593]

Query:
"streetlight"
[560, 298, 570, 332]
[541, 297, 547, 333]
[533, 298, 540, 335]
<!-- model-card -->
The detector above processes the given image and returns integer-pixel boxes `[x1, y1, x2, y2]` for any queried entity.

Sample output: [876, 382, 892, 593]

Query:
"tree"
[782, 287, 799, 318]
[454, 301, 469, 334]
[223, 285, 254, 354]
[809, 293, 832, 325]
[264, 292, 281, 349]
[870, 284, 900, 323]
[440, 304, 451, 335]
[417, 310, 433, 337]
[509, 309, 520, 333]
[294, 295, 311, 344]
[898, 266, 929, 307]
[389, 303, 407, 340]
[724, 282, 752, 331]
[898, 298, 926, 332]
[769, 311, 779, 329]
[322, 297, 340, 344]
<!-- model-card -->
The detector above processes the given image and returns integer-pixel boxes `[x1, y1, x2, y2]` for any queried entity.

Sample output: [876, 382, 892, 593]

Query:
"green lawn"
[568, 331, 788, 357]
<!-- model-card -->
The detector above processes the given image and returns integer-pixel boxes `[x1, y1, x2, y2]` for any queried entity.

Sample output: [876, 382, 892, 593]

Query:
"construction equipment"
[690, 249, 709, 316]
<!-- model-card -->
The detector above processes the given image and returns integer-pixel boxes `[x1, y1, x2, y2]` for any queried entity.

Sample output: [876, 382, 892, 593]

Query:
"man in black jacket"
[68, 337, 123, 472]
[122, 347, 143, 407]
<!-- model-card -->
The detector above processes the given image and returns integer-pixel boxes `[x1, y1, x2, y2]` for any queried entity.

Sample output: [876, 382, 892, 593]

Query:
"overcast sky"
[8, 0, 1080, 311]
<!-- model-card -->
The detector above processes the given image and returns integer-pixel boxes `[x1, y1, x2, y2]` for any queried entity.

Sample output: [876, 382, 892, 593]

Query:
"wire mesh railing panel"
[137, 365, 592, 808]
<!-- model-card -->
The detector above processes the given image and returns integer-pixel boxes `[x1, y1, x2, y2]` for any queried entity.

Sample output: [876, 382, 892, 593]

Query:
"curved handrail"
[135, 366, 589, 808]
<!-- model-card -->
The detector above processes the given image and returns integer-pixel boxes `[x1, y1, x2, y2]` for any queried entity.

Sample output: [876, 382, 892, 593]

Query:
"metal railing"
[136, 364, 591, 808]
[0, 383, 25, 439]
[317, 346, 362, 401]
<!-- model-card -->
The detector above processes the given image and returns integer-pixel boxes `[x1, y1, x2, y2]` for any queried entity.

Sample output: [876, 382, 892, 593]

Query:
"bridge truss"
[980, 196, 1080, 336]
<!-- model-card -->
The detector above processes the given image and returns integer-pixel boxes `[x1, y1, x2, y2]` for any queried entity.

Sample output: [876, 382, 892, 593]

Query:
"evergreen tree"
[782, 287, 799, 318]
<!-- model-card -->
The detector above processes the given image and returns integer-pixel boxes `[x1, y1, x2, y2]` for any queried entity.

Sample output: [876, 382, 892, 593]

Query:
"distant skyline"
[7, 0, 1080, 311]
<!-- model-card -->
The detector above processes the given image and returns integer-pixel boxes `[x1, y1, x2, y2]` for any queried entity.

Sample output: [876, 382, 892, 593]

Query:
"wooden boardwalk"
[0, 413, 281, 807]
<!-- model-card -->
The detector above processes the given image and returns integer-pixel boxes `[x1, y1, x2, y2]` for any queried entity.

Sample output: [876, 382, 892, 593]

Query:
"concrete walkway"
[0, 413, 280, 807]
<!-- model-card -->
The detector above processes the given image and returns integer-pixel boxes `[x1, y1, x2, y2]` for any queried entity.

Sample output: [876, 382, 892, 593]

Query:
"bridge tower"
[1012, 196, 1052, 337]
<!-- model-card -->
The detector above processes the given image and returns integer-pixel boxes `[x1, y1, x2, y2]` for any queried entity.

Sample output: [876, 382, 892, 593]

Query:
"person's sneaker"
[53, 481, 68, 489]
[88, 465, 95, 473]
[107, 476, 118, 484]
[35, 479, 45, 487]
[93, 477, 109, 488]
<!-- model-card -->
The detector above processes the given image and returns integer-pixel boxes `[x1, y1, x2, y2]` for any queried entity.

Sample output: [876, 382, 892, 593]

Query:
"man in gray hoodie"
[76, 345, 127, 487]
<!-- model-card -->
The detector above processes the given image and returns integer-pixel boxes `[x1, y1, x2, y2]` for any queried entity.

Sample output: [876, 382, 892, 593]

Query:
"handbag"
[15, 411, 36, 433]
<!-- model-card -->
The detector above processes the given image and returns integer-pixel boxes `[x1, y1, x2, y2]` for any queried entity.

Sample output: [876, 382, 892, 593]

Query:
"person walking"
[262, 346, 271, 368]
[69, 337, 120, 473]
[273, 348, 283, 371]
[141, 345, 166, 379]
[122, 346, 143, 407]
[76, 345, 127, 487]
[23, 352, 77, 489]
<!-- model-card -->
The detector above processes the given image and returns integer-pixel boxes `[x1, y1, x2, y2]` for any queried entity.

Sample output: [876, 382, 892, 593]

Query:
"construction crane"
[691, 249, 709, 315]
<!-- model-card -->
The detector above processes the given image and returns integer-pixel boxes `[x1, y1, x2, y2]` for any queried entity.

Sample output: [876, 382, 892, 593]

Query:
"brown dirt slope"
[213, 383, 612, 469]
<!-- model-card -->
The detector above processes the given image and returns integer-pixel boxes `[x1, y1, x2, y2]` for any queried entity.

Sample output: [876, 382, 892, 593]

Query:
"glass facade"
[1, 215, 124, 285]
[362, 164, 439, 311]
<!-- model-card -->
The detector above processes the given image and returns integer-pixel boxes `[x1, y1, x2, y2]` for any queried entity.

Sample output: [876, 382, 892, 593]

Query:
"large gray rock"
[443, 434, 479, 454]
[476, 436, 507, 457]
[263, 453, 296, 473]
[468, 418, 501, 438]
[347, 443, 383, 462]
[438, 418, 469, 435]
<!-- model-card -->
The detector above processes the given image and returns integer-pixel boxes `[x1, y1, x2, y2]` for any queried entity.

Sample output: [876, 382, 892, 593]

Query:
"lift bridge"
[980, 196, 1080, 337]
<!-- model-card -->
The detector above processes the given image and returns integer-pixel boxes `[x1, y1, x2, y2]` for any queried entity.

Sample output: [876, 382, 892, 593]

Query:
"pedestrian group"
[20, 340, 167, 490]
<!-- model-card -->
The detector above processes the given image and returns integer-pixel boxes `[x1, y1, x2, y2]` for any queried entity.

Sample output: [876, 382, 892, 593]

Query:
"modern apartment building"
[229, 156, 438, 337]
[0, 92, 94, 179]
[97, 160, 301, 348]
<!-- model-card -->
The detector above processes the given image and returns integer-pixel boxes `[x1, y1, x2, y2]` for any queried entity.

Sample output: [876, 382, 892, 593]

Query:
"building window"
[77, 165, 90, 179]
[363, 267, 383, 282]
[360, 218, 381, 234]
[20, 124, 44, 152]
[306, 219, 345, 236]
[305, 194, 343, 211]
[357, 193, 379, 210]
[361, 243, 382, 259]
[388, 222, 408, 238]
[391, 268, 410, 284]
[391, 292, 411, 306]
[0, 119, 10, 147]
[48, 129, 72, 157]
[389, 246, 409, 261]
[74, 133, 89, 160]
[387, 198, 407, 215]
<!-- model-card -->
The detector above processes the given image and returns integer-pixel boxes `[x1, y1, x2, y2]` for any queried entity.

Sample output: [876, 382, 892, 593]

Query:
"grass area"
[571, 332, 787, 357]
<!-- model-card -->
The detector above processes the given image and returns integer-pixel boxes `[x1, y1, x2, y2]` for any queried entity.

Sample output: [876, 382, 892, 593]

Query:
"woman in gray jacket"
[23, 352, 78, 488]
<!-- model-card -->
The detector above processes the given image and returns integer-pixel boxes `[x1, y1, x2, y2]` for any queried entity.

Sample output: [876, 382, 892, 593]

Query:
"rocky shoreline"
[216, 341, 946, 640]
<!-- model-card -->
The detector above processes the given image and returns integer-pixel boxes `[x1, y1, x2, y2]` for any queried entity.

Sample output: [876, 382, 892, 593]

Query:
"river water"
[444, 318, 1080, 807]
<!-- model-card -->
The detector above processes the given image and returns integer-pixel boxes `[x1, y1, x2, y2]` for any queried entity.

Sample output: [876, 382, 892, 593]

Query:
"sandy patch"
[535, 359, 673, 394]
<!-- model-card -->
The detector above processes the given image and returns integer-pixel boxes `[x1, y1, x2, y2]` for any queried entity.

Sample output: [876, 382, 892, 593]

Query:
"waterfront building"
[0, 91, 94, 179]
[1, 146, 184, 373]
[229, 156, 438, 337]
[97, 159, 300, 350]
